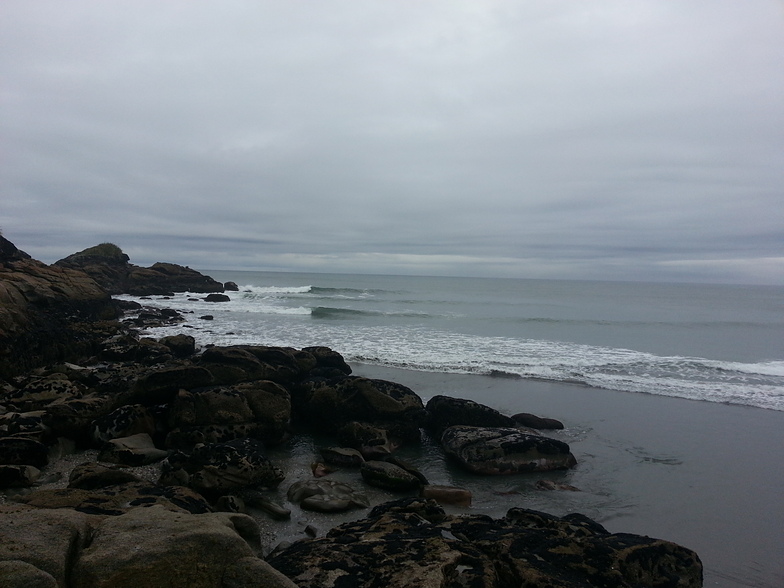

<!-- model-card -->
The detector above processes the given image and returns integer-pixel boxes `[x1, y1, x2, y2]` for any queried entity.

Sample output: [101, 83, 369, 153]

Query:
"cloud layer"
[2, 1, 783, 284]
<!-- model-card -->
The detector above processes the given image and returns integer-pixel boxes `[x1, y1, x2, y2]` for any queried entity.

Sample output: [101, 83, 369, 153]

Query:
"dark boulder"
[196, 345, 307, 386]
[90, 403, 156, 445]
[0, 411, 48, 444]
[336, 421, 401, 459]
[0, 464, 41, 488]
[159, 334, 196, 358]
[512, 412, 565, 430]
[301, 346, 352, 376]
[204, 293, 230, 302]
[224, 281, 239, 291]
[165, 380, 291, 447]
[159, 438, 285, 499]
[441, 425, 577, 474]
[320, 447, 365, 467]
[293, 376, 426, 439]
[42, 395, 116, 442]
[124, 362, 214, 406]
[360, 460, 422, 492]
[426, 395, 517, 436]
[0, 437, 48, 468]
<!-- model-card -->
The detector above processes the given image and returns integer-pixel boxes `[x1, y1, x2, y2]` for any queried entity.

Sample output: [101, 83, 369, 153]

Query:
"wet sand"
[351, 363, 784, 588]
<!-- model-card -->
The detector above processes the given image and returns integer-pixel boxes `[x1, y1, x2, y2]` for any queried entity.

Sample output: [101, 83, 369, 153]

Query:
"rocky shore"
[0, 236, 704, 587]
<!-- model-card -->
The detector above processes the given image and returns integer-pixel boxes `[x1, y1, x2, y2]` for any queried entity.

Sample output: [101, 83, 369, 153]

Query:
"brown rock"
[70, 505, 265, 588]
[0, 504, 92, 586]
[421, 484, 472, 507]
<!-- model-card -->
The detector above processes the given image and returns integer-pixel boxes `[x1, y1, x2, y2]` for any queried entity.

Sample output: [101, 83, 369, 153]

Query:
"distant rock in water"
[55, 243, 224, 296]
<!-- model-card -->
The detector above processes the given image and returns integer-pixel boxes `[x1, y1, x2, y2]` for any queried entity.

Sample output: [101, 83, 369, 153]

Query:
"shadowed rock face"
[0, 236, 119, 379]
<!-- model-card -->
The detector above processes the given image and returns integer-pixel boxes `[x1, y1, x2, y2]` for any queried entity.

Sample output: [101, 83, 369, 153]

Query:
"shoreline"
[350, 362, 784, 588]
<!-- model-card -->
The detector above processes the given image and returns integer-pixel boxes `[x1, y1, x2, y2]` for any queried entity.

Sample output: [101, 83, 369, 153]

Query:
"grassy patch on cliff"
[70, 243, 128, 262]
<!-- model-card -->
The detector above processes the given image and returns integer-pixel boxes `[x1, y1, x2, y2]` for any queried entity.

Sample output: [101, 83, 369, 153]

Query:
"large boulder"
[70, 505, 294, 588]
[451, 507, 704, 588]
[301, 346, 352, 377]
[159, 438, 285, 498]
[166, 380, 291, 448]
[0, 436, 49, 468]
[0, 504, 92, 587]
[0, 464, 41, 488]
[426, 395, 517, 436]
[123, 362, 214, 407]
[41, 394, 115, 442]
[196, 345, 309, 386]
[511, 412, 565, 430]
[441, 425, 577, 474]
[267, 498, 703, 588]
[293, 376, 427, 440]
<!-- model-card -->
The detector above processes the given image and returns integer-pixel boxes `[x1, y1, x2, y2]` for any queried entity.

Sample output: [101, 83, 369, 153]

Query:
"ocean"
[115, 270, 784, 586]
[118, 271, 784, 412]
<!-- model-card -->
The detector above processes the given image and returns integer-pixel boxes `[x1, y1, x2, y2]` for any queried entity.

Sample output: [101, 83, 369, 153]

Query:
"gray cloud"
[2, 0, 783, 284]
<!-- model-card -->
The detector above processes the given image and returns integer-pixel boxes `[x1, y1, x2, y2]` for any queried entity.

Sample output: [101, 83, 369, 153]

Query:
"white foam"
[240, 285, 312, 295]
[116, 292, 784, 412]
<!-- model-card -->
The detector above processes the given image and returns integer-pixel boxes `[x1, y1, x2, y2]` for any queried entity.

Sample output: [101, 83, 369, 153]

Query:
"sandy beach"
[349, 363, 784, 588]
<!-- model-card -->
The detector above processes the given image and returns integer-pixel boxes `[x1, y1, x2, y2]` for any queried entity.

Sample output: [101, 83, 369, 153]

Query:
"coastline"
[350, 362, 784, 588]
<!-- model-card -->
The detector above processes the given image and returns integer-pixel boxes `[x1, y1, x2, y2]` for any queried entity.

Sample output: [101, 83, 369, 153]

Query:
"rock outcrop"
[55, 243, 224, 296]
[267, 498, 703, 588]
[0, 503, 295, 588]
[0, 236, 119, 379]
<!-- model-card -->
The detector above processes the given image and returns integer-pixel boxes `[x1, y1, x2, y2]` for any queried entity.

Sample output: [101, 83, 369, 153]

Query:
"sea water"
[118, 271, 784, 412]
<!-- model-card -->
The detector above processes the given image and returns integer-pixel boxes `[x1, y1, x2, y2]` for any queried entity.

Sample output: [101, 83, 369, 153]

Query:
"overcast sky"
[2, 1, 783, 284]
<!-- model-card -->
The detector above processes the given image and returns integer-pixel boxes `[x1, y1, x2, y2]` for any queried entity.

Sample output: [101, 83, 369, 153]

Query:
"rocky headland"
[0, 236, 704, 587]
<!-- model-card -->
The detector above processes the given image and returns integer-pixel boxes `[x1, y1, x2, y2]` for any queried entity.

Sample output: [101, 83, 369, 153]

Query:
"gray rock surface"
[441, 425, 577, 474]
